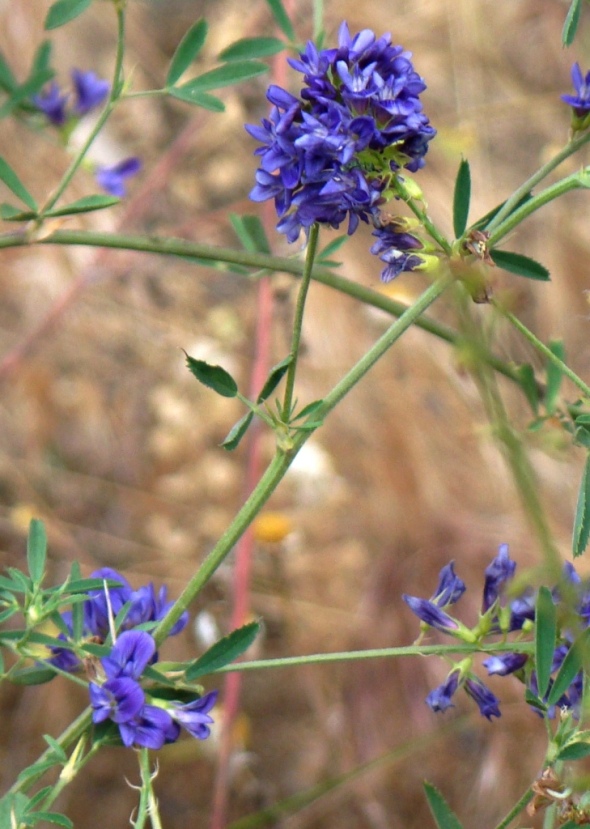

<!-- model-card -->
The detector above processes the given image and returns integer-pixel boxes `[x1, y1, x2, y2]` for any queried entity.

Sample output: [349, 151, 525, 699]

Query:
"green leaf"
[10, 666, 56, 686]
[558, 740, 590, 761]
[563, 0, 582, 45]
[317, 235, 348, 261]
[292, 399, 324, 421]
[30, 812, 73, 828]
[264, 0, 296, 40]
[490, 249, 550, 281]
[471, 192, 532, 231]
[45, 0, 92, 30]
[0, 203, 36, 221]
[0, 793, 28, 826]
[26, 519, 47, 585]
[219, 37, 285, 62]
[423, 782, 464, 829]
[453, 158, 471, 238]
[574, 417, 590, 450]
[0, 51, 17, 93]
[516, 363, 539, 415]
[0, 157, 37, 211]
[573, 454, 590, 557]
[30, 41, 53, 78]
[0, 69, 54, 120]
[221, 411, 254, 451]
[44, 194, 120, 217]
[184, 352, 238, 397]
[168, 86, 225, 111]
[185, 620, 261, 680]
[43, 734, 68, 762]
[545, 339, 565, 414]
[166, 18, 208, 86]
[535, 586, 557, 698]
[177, 60, 268, 93]
[230, 213, 271, 253]
[257, 356, 292, 403]
[548, 629, 590, 705]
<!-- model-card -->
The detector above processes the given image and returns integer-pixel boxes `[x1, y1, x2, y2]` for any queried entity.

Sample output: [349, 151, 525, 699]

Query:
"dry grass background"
[0, 1, 589, 826]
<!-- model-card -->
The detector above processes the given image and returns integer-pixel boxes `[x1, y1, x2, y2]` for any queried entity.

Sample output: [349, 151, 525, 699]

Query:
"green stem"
[38, 4, 127, 216]
[496, 304, 590, 399]
[393, 177, 453, 254]
[0, 227, 523, 385]
[154, 276, 450, 642]
[493, 785, 534, 829]
[281, 222, 319, 420]
[34, 736, 102, 816]
[485, 129, 590, 234]
[488, 172, 587, 246]
[135, 749, 163, 829]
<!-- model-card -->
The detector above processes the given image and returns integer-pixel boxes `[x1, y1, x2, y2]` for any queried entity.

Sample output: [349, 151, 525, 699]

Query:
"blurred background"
[0, 0, 589, 826]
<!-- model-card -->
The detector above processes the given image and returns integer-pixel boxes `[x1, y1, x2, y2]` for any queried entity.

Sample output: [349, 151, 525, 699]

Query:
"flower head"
[402, 594, 460, 634]
[90, 676, 145, 724]
[464, 677, 501, 720]
[169, 690, 218, 740]
[482, 544, 516, 612]
[426, 670, 461, 713]
[95, 157, 141, 197]
[246, 23, 434, 244]
[100, 630, 156, 680]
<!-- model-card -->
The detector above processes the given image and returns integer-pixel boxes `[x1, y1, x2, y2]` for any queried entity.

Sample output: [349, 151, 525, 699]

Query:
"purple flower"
[125, 583, 189, 636]
[95, 157, 141, 197]
[464, 677, 501, 720]
[170, 690, 218, 740]
[83, 567, 133, 638]
[562, 63, 590, 119]
[483, 652, 528, 676]
[32, 83, 69, 126]
[426, 670, 460, 713]
[246, 22, 434, 242]
[100, 630, 156, 680]
[89, 677, 145, 724]
[118, 705, 176, 750]
[482, 544, 516, 612]
[402, 595, 459, 633]
[71, 69, 110, 115]
[432, 561, 466, 606]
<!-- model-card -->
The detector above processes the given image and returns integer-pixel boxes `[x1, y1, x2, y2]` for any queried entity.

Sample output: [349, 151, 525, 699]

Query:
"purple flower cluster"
[33, 69, 110, 126]
[403, 545, 589, 721]
[246, 22, 435, 253]
[50, 568, 217, 750]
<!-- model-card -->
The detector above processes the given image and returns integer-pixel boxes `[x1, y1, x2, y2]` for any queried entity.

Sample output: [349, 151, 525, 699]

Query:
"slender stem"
[496, 304, 590, 399]
[34, 736, 101, 816]
[488, 172, 587, 246]
[178, 639, 535, 675]
[493, 786, 534, 829]
[0, 227, 523, 385]
[393, 177, 453, 254]
[154, 276, 450, 642]
[38, 5, 127, 216]
[281, 222, 319, 420]
[485, 129, 590, 234]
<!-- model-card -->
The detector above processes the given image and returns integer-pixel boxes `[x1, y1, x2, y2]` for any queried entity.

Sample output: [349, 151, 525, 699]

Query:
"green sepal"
[177, 60, 268, 94]
[563, 0, 583, 46]
[185, 620, 261, 680]
[264, 0, 296, 40]
[573, 453, 590, 557]
[548, 629, 590, 705]
[44, 0, 92, 30]
[452, 158, 471, 238]
[26, 519, 47, 586]
[221, 411, 254, 451]
[219, 37, 285, 62]
[490, 249, 550, 281]
[166, 18, 208, 86]
[168, 86, 225, 111]
[0, 157, 37, 211]
[535, 586, 557, 698]
[423, 782, 464, 829]
[184, 352, 238, 398]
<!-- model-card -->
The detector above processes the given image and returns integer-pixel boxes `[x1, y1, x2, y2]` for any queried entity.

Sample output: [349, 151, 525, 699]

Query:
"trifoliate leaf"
[185, 620, 261, 680]
[166, 18, 208, 86]
[184, 352, 238, 397]
[178, 60, 268, 93]
[219, 37, 285, 62]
